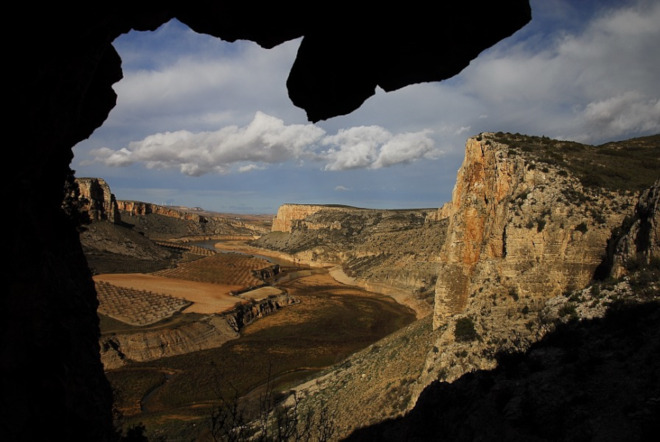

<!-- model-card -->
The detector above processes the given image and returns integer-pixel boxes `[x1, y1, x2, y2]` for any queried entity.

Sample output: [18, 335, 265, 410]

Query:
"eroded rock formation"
[76, 177, 120, 223]
[118, 200, 270, 240]
[433, 134, 636, 326]
[420, 133, 658, 393]
[610, 179, 660, 278]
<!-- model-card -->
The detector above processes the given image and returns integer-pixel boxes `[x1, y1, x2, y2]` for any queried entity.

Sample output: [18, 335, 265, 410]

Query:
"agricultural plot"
[96, 280, 192, 326]
[153, 252, 272, 288]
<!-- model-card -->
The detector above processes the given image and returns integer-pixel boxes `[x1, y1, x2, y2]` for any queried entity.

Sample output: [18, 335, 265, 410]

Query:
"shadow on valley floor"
[345, 301, 660, 442]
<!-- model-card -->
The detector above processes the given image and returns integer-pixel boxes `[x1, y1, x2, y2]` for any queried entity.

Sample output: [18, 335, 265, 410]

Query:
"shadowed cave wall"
[3, 2, 530, 440]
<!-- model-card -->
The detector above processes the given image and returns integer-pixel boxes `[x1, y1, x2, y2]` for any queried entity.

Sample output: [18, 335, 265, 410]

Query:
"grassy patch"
[489, 133, 660, 192]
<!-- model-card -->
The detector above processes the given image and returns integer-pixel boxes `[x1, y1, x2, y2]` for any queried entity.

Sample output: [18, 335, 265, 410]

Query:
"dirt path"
[93, 273, 244, 314]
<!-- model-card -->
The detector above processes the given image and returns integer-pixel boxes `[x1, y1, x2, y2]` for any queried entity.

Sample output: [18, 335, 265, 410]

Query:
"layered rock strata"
[433, 134, 637, 326]
[76, 177, 120, 223]
[417, 133, 657, 397]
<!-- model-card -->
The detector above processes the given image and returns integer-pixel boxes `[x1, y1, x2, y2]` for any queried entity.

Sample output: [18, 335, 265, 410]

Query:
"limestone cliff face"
[433, 134, 635, 328]
[117, 200, 269, 240]
[118, 200, 207, 222]
[76, 177, 120, 223]
[611, 179, 660, 277]
[272, 204, 359, 233]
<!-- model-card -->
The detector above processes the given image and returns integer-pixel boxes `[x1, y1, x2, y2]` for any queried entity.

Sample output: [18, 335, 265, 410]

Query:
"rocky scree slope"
[252, 205, 447, 317]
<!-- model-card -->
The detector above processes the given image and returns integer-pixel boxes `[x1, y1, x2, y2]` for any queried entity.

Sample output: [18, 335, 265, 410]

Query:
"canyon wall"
[433, 134, 636, 327]
[256, 205, 447, 317]
[76, 177, 120, 223]
[415, 133, 659, 393]
[117, 200, 270, 240]
[272, 204, 367, 233]
[118, 200, 207, 222]
[610, 179, 660, 278]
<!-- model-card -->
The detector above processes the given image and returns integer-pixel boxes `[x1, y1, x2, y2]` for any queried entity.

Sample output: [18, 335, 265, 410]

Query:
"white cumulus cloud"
[91, 112, 439, 175]
[320, 126, 438, 171]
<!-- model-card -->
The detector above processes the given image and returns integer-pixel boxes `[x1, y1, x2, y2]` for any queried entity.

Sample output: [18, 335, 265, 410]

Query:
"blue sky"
[73, 0, 660, 214]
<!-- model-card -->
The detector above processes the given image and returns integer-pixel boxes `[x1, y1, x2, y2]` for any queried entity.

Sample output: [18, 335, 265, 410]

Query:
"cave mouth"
[8, 3, 533, 440]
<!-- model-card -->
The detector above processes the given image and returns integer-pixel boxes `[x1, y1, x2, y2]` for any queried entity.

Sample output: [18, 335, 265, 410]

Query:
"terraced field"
[96, 281, 192, 326]
[153, 252, 271, 288]
[101, 242, 418, 440]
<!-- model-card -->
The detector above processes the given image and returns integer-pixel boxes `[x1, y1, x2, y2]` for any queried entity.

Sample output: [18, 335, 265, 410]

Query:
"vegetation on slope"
[487, 132, 660, 192]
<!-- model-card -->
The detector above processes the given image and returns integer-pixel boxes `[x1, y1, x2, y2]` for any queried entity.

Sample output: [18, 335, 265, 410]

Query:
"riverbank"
[212, 239, 431, 318]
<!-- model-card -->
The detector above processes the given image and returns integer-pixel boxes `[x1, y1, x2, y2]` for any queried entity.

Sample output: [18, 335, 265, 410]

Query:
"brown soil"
[93, 273, 243, 314]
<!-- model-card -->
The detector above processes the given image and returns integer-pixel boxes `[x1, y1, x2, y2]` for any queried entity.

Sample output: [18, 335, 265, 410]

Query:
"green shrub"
[537, 219, 547, 232]
[508, 287, 519, 301]
[454, 317, 479, 342]
[558, 303, 577, 319]
[575, 222, 588, 233]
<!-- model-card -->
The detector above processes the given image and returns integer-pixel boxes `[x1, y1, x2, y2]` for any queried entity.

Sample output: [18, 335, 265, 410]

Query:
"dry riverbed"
[103, 240, 417, 440]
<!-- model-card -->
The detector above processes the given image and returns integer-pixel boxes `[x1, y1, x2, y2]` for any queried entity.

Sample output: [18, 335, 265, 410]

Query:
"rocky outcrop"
[118, 200, 269, 240]
[433, 134, 638, 326]
[415, 133, 658, 401]
[224, 293, 299, 330]
[101, 293, 298, 369]
[100, 315, 238, 370]
[76, 177, 120, 223]
[272, 204, 361, 233]
[118, 200, 207, 222]
[610, 179, 660, 278]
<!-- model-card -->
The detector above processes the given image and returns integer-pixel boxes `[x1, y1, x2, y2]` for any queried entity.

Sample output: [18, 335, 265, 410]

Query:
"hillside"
[255, 132, 659, 439]
[74, 186, 272, 274]
[252, 206, 447, 317]
[73, 133, 659, 440]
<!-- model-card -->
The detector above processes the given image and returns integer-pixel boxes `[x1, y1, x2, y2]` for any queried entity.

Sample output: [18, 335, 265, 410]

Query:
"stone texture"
[76, 177, 120, 223]
[433, 134, 636, 327]
[610, 179, 660, 277]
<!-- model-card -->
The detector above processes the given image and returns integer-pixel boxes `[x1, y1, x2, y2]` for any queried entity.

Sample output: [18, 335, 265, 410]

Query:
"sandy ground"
[93, 273, 245, 314]
[238, 286, 283, 300]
